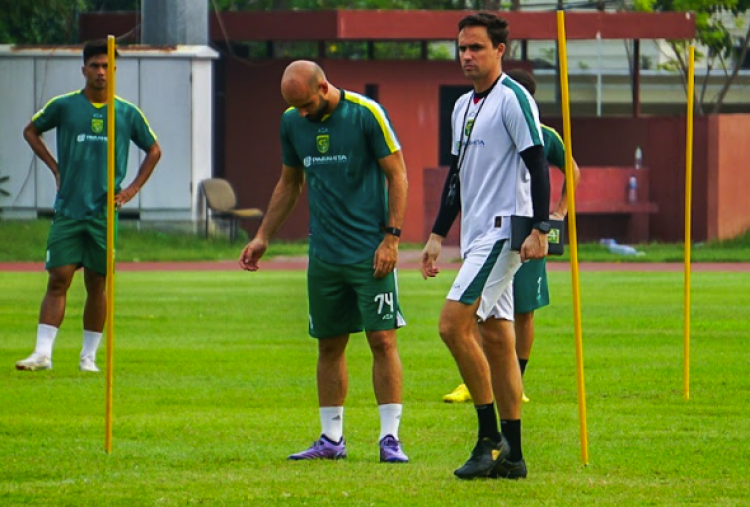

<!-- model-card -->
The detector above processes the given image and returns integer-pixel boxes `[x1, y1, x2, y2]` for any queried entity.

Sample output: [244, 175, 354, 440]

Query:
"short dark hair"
[83, 40, 119, 63]
[458, 12, 509, 47]
[506, 68, 536, 96]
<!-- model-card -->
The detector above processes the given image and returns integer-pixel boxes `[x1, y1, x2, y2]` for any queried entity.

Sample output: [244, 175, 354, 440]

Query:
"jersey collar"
[472, 74, 502, 102]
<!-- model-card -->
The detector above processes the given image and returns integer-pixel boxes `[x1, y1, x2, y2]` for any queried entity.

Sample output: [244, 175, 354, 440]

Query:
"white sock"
[320, 406, 344, 443]
[81, 330, 103, 360]
[34, 324, 58, 358]
[378, 403, 402, 441]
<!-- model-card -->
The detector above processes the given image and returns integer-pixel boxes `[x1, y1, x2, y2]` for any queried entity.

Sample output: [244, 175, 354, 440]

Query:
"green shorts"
[46, 214, 118, 275]
[513, 257, 549, 314]
[307, 256, 406, 339]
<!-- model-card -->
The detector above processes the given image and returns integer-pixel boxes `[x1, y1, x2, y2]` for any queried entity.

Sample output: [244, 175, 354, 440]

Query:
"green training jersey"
[542, 124, 565, 169]
[32, 90, 157, 220]
[280, 90, 401, 265]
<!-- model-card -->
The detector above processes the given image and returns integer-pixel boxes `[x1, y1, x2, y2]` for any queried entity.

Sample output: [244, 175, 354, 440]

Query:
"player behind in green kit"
[239, 60, 409, 463]
[15, 40, 161, 373]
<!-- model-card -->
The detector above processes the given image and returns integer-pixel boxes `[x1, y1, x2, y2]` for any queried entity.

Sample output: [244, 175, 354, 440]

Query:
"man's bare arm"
[379, 150, 408, 232]
[23, 122, 59, 189]
[373, 150, 408, 278]
[239, 164, 305, 272]
[255, 164, 306, 242]
[116, 142, 162, 207]
[552, 159, 581, 219]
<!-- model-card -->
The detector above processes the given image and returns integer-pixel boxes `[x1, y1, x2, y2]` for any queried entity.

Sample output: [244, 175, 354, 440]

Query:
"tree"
[632, 0, 750, 114]
[0, 0, 86, 44]
[0, 0, 138, 44]
[211, 0, 504, 10]
[0, 0, 514, 44]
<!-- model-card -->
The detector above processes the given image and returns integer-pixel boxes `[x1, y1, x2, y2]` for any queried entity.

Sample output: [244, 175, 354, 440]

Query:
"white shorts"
[487, 281, 515, 321]
[447, 235, 521, 322]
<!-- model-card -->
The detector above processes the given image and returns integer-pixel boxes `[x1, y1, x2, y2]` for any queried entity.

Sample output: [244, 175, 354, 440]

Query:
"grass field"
[2, 219, 750, 263]
[0, 219, 311, 262]
[2, 268, 749, 506]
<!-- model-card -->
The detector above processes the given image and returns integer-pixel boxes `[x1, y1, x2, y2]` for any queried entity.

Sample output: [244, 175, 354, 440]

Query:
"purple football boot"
[288, 435, 347, 460]
[379, 435, 409, 463]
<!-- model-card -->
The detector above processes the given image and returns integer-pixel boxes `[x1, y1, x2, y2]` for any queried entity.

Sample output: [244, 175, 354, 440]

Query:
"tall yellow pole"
[105, 35, 117, 453]
[683, 45, 695, 401]
[557, 10, 588, 465]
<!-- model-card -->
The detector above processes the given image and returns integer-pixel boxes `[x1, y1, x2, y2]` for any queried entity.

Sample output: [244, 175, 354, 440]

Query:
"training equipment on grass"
[557, 9, 589, 466]
[105, 34, 116, 454]
[684, 45, 695, 401]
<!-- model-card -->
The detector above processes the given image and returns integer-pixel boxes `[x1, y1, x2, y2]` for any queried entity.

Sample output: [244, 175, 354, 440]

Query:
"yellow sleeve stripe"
[31, 90, 79, 121]
[541, 124, 564, 146]
[345, 91, 400, 153]
[116, 96, 158, 141]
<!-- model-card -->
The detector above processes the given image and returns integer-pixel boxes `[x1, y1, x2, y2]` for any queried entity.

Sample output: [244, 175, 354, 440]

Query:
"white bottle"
[609, 243, 639, 256]
[628, 175, 638, 203]
[634, 146, 643, 170]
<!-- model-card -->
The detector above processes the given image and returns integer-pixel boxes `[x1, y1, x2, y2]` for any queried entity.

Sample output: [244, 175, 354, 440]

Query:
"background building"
[2, 7, 750, 243]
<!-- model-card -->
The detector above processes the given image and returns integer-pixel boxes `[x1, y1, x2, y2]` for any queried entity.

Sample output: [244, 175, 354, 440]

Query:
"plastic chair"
[200, 178, 263, 242]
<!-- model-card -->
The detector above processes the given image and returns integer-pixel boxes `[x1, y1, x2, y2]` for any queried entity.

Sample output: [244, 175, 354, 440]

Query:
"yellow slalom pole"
[557, 10, 588, 465]
[105, 35, 117, 454]
[683, 45, 695, 401]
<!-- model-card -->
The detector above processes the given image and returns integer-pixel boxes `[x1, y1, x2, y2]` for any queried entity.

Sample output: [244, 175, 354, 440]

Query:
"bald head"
[281, 60, 338, 122]
[281, 60, 326, 101]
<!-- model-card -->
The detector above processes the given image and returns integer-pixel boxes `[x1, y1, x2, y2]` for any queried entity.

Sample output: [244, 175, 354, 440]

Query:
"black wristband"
[384, 226, 401, 237]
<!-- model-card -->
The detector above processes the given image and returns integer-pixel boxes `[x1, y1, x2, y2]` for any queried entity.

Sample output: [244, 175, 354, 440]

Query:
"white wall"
[0, 57, 35, 217]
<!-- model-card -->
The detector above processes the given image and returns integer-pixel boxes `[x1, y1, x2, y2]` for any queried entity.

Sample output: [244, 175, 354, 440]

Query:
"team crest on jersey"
[464, 117, 475, 137]
[548, 228, 560, 244]
[91, 118, 104, 134]
[316, 135, 330, 154]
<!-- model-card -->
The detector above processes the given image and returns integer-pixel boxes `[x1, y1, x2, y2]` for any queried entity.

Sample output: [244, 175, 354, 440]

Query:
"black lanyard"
[447, 75, 500, 206]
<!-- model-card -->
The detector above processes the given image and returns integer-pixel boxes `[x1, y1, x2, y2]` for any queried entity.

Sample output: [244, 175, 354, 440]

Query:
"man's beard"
[305, 98, 329, 122]
[89, 79, 107, 91]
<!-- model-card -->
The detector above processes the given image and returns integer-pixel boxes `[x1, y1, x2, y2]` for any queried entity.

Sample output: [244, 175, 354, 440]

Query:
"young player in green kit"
[15, 40, 161, 373]
[239, 61, 409, 463]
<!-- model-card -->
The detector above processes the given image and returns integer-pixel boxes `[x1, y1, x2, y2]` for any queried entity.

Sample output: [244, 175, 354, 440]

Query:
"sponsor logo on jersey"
[91, 118, 104, 134]
[76, 134, 107, 143]
[316, 134, 330, 154]
[303, 154, 348, 168]
[455, 140, 485, 150]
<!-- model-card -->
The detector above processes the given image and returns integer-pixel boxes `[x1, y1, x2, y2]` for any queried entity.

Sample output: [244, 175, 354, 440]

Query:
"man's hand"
[114, 186, 139, 209]
[373, 235, 399, 279]
[420, 234, 443, 279]
[239, 237, 269, 272]
[520, 229, 549, 262]
[550, 211, 565, 221]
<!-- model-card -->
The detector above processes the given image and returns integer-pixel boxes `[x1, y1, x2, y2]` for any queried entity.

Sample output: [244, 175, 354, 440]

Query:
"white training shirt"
[451, 73, 544, 255]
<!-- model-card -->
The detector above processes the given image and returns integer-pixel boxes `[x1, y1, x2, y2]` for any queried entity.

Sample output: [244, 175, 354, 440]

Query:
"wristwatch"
[533, 221, 551, 234]
[384, 226, 402, 237]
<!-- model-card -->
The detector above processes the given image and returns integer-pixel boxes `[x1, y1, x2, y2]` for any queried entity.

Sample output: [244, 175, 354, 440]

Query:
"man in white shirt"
[421, 12, 550, 480]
